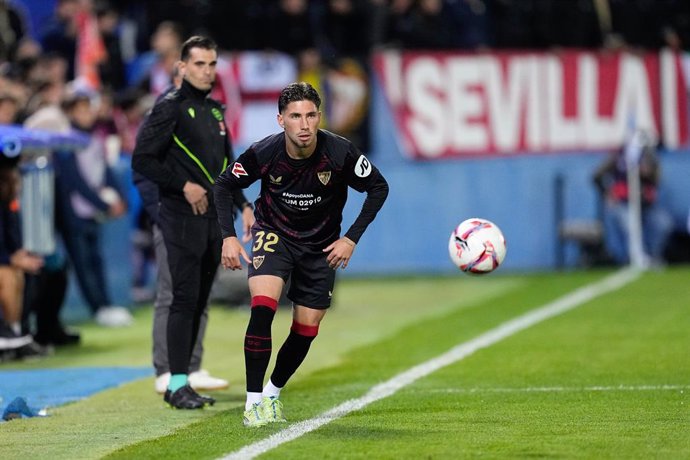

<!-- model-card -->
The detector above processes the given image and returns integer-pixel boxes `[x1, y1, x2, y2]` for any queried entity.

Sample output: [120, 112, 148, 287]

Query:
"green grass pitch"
[1, 267, 688, 459]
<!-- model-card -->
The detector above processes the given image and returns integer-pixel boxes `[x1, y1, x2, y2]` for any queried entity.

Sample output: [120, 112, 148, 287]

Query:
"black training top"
[132, 79, 247, 218]
[214, 130, 389, 247]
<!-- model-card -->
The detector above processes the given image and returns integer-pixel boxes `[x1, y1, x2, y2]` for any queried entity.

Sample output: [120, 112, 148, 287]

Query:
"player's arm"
[214, 150, 259, 268]
[224, 136, 256, 241]
[326, 152, 389, 270]
[324, 174, 388, 269]
[343, 156, 389, 245]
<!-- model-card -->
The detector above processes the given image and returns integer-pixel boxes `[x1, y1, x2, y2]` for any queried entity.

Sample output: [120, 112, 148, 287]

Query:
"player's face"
[180, 47, 217, 91]
[278, 100, 321, 158]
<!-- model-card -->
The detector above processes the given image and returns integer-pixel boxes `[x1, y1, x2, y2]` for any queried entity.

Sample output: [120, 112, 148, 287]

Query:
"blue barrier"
[1, 125, 91, 255]
[0, 124, 90, 155]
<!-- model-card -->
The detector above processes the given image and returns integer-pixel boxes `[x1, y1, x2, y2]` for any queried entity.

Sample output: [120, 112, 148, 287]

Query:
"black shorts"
[248, 228, 336, 309]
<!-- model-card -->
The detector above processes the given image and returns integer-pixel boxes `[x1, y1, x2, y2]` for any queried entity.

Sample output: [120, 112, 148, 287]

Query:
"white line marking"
[221, 268, 641, 460]
[429, 384, 689, 394]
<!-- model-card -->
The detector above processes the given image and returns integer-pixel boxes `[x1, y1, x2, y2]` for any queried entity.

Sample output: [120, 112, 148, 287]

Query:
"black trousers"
[22, 266, 68, 336]
[159, 205, 222, 375]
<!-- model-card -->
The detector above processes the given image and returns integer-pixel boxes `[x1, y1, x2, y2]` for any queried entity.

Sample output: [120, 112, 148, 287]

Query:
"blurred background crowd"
[1, 0, 690, 118]
[1, 0, 690, 361]
[1, 0, 690, 147]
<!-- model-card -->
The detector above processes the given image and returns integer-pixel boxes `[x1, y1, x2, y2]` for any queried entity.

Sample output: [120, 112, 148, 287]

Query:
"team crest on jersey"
[187, 108, 195, 118]
[317, 171, 331, 185]
[269, 174, 282, 185]
[252, 255, 265, 269]
[232, 162, 248, 178]
[211, 107, 223, 121]
[354, 155, 372, 178]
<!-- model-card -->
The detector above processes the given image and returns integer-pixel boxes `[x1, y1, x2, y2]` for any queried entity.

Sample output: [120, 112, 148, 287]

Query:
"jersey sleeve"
[221, 121, 252, 212]
[343, 148, 389, 243]
[214, 149, 261, 238]
[131, 97, 186, 192]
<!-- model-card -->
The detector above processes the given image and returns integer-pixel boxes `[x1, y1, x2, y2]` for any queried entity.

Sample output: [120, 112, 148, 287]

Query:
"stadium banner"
[216, 51, 370, 151]
[372, 49, 689, 159]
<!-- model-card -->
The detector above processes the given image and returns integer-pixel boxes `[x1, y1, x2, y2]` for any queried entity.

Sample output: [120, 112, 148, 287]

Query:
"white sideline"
[431, 384, 689, 394]
[221, 268, 641, 460]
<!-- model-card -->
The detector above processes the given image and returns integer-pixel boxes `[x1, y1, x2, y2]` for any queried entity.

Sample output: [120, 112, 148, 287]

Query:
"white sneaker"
[95, 306, 134, 327]
[154, 370, 228, 393]
[155, 372, 170, 394]
[189, 369, 229, 391]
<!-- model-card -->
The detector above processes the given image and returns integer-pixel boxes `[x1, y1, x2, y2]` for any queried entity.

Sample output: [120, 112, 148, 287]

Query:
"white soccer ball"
[448, 218, 507, 274]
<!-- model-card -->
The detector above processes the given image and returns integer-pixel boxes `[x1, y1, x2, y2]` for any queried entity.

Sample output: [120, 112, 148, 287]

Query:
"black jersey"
[215, 130, 388, 247]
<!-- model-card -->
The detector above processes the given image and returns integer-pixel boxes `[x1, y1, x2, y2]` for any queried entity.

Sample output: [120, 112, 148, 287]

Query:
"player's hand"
[323, 237, 356, 270]
[240, 206, 255, 243]
[183, 181, 208, 215]
[10, 249, 44, 274]
[221, 236, 251, 270]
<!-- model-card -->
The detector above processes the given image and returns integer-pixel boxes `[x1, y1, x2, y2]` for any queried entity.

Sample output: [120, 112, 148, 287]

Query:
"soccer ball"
[448, 218, 507, 274]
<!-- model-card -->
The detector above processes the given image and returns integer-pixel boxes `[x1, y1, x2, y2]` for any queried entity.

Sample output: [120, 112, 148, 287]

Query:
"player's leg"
[268, 305, 325, 393]
[261, 245, 335, 423]
[243, 275, 283, 415]
[260, 305, 325, 424]
[242, 228, 293, 426]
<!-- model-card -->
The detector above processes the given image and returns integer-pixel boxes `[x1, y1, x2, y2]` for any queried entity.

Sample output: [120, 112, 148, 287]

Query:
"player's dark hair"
[180, 35, 217, 62]
[278, 82, 321, 113]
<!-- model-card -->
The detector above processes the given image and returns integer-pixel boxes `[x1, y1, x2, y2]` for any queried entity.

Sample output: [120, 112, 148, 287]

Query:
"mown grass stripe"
[222, 267, 641, 460]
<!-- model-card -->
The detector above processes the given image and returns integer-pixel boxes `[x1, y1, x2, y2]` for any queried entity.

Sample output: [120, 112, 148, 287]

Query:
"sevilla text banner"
[372, 50, 689, 159]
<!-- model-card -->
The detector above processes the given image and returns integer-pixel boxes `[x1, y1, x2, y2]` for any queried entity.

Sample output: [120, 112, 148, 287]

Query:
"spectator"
[390, 0, 457, 50]
[206, 1, 264, 51]
[381, 0, 415, 48]
[317, 0, 374, 61]
[136, 20, 184, 97]
[0, 162, 47, 359]
[95, 1, 127, 91]
[22, 74, 71, 131]
[40, 0, 80, 81]
[0, 0, 30, 62]
[22, 254, 80, 346]
[593, 131, 674, 267]
[17, 76, 81, 345]
[27, 85, 133, 327]
[490, 0, 537, 49]
[444, 0, 491, 50]
[0, 91, 20, 123]
[263, 0, 317, 56]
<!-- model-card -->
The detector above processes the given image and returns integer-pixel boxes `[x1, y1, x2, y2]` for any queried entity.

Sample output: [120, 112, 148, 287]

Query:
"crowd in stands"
[0, 0, 689, 361]
[1, 0, 689, 133]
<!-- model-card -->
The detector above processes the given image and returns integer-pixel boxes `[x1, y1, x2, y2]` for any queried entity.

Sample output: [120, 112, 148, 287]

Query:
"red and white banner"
[373, 50, 689, 159]
[217, 51, 369, 150]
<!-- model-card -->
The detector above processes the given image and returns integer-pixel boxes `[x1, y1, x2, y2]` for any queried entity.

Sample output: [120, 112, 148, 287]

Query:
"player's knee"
[251, 295, 278, 311]
[247, 296, 278, 335]
[291, 320, 319, 337]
